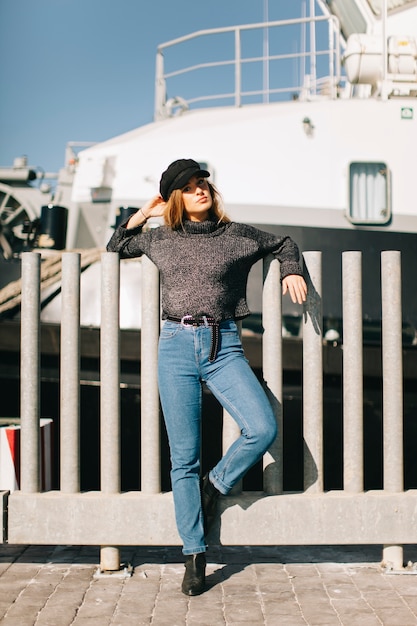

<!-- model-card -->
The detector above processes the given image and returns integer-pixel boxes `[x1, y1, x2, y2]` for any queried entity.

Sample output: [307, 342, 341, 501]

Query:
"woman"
[107, 158, 307, 595]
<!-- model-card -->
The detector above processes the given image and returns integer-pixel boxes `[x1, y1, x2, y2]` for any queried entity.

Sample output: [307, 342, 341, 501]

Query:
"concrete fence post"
[302, 251, 323, 493]
[223, 321, 243, 495]
[140, 255, 161, 494]
[342, 251, 363, 493]
[262, 255, 283, 495]
[100, 252, 121, 572]
[60, 252, 81, 493]
[20, 252, 41, 494]
[381, 250, 404, 571]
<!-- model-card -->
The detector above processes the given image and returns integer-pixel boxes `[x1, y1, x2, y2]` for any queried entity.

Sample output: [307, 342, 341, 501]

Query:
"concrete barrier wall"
[6, 250, 413, 572]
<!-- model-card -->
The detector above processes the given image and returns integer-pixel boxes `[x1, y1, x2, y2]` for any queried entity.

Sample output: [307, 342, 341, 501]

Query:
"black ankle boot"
[181, 553, 206, 596]
[201, 473, 220, 535]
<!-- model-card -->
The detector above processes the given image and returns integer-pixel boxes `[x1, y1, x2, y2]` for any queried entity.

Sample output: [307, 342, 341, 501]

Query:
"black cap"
[159, 159, 210, 201]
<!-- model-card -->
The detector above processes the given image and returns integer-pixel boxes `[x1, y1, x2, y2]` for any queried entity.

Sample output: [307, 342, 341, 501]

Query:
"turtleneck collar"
[177, 217, 227, 236]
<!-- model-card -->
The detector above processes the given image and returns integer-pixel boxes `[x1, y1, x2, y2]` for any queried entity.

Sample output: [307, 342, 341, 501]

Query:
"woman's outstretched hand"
[282, 274, 308, 304]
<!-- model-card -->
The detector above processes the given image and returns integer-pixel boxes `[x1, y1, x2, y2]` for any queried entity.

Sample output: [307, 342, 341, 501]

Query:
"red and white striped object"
[0, 418, 53, 492]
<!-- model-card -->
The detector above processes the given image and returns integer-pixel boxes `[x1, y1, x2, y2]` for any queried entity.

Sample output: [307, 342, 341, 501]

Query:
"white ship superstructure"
[1, 0, 416, 334]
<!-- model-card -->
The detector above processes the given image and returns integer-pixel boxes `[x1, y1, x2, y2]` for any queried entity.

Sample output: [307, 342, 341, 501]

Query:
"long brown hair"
[164, 181, 230, 229]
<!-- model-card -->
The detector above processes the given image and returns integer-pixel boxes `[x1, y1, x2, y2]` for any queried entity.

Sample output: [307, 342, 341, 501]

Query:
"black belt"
[166, 315, 220, 362]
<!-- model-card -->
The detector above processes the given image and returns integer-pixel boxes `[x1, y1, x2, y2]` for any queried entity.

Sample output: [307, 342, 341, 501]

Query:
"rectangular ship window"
[348, 162, 390, 224]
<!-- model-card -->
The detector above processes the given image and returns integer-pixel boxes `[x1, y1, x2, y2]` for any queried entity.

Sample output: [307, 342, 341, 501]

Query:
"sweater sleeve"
[235, 223, 303, 280]
[271, 235, 303, 280]
[106, 222, 151, 259]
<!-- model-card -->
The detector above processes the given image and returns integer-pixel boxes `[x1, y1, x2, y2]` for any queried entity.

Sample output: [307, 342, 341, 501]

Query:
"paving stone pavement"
[0, 544, 416, 626]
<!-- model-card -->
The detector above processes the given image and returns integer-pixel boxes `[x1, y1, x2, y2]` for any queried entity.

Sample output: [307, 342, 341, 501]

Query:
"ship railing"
[154, 15, 342, 120]
[4, 250, 414, 574]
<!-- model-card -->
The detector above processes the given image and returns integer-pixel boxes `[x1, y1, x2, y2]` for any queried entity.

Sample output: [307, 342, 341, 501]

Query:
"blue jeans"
[157, 319, 278, 555]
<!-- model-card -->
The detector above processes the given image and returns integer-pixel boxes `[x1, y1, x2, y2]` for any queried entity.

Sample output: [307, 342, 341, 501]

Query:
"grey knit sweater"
[106, 217, 303, 321]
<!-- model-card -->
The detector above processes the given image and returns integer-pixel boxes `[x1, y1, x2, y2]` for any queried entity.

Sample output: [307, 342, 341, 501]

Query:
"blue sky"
[0, 0, 320, 174]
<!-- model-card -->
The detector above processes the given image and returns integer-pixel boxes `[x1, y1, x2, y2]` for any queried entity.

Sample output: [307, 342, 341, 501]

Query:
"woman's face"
[181, 176, 212, 221]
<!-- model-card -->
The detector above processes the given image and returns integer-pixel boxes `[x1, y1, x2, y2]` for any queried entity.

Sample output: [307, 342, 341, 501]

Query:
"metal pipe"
[20, 252, 41, 493]
[234, 29, 242, 107]
[0, 168, 36, 182]
[262, 256, 283, 495]
[342, 252, 363, 493]
[158, 16, 332, 52]
[100, 253, 121, 494]
[140, 255, 161, 493]
[327, 15, 335, 97]
[382, 0, 388, 85]
[302, 251, 323, 492]
[154, 49, 166, 120]
[60, 253, 81, 493]
[262, 0, 270, 103]
[332, 16, 341, 89]
[309, 0, 317, 94]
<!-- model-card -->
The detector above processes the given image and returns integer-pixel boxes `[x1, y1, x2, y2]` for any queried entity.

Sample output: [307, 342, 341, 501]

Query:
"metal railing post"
[154, 48, 167, 120]
[234, 28, 242, 107]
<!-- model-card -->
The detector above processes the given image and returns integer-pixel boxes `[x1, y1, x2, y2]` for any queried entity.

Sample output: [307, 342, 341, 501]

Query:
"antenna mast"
[263, 0, 270, 103]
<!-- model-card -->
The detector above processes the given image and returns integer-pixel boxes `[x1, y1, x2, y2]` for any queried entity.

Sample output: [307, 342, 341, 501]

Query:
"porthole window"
[348, 162, 390, 224]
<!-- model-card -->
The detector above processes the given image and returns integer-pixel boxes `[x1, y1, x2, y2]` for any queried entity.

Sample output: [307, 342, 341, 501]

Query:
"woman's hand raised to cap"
[126, 195, 167, 229]
[282, 274, 308, 305]
[141, 195, 167, 218]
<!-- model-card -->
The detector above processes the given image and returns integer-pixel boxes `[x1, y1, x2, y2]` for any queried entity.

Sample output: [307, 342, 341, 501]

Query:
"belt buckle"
[180, 315, 194, 326]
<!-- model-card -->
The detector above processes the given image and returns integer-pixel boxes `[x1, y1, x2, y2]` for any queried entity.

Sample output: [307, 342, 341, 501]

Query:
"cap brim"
[171, 167, 210, 194]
